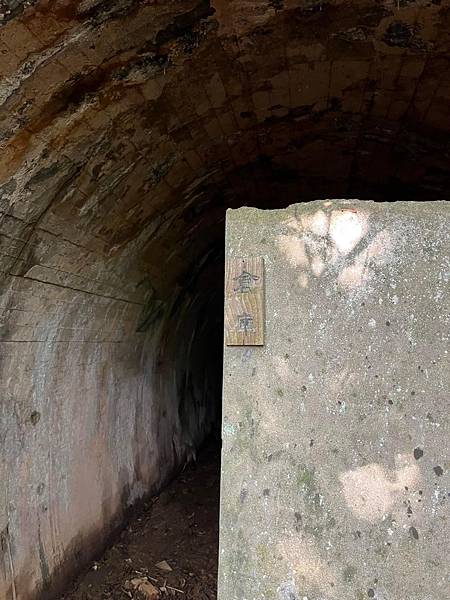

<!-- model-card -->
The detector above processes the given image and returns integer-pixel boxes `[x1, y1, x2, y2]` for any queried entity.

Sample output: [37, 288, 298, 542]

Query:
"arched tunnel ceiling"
[1, 0, 450, 299]
[0, 4, 449, 598]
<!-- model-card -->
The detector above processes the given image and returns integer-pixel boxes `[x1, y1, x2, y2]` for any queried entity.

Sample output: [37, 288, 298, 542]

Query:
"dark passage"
[2, 1, 450, 599]
[59, 443, 220, 600]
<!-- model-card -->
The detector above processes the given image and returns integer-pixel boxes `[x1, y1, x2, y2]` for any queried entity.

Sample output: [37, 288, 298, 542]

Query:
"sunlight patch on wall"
[276, 206, 392, 292]
[339, 454, 420, 522]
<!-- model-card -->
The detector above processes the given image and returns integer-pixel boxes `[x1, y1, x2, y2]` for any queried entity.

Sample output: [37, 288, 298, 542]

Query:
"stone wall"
[1, 0, 450, 597]
[0, 256, 220, 599]
[220, 200, 449, 600]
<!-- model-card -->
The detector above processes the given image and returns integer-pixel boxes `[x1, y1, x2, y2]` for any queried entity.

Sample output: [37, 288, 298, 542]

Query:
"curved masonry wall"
[1, 0, 450, 597]
[0, 248, 220, 599]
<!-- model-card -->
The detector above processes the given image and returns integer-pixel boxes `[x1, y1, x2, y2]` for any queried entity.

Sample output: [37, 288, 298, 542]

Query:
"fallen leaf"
[139, 580, 160, 599]
[155, 560, 173, 572]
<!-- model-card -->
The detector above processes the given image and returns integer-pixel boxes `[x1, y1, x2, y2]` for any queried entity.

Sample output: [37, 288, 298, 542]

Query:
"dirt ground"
[59, 445, 220, 600]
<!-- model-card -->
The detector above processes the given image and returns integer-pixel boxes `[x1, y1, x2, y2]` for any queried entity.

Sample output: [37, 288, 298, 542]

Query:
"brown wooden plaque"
[225, 256, 264, 346]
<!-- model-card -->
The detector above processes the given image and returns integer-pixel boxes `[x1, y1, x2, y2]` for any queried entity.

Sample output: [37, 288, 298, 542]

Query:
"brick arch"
[0, 1, 449, 598]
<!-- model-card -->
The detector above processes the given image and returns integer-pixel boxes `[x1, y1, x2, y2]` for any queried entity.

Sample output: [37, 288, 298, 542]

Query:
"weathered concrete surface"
[1, 0, 450, 597]
[220, 200, 449, 600]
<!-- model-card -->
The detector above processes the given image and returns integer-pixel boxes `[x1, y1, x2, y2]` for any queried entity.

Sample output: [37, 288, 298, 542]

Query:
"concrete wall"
[0, 241, 219, 599]
[219, 200, 449, 600]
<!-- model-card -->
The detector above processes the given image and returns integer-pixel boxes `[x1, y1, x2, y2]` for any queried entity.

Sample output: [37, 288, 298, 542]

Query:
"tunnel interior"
[1, 0, 450, 598]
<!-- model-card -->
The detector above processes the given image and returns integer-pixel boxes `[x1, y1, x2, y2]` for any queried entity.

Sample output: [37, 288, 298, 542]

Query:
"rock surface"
[220, 200, 450, 600]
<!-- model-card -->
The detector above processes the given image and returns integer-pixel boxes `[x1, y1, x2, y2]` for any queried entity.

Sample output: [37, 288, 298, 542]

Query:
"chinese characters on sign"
[225, 257, 264, 346]
[237, 312, 254, 333]
[233, 268, 260, 293]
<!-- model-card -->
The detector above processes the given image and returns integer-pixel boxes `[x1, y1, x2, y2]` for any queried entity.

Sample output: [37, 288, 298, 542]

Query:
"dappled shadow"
[340, 454, 420, 522]
[277, 204, 393, 293]
[220, 201, 449, 600]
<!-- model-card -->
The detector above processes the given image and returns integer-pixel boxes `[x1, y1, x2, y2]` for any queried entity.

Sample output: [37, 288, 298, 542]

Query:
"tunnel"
[0, 0, 449, 598]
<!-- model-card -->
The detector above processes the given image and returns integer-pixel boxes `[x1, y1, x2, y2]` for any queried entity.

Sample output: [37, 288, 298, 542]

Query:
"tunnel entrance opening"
[1, 1, 450, 599]
[59, 440, 221, 600]
[56, 193, 439, 600]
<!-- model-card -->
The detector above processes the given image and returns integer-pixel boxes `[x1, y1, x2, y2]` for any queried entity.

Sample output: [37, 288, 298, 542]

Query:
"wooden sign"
[225, 256, 264, 346]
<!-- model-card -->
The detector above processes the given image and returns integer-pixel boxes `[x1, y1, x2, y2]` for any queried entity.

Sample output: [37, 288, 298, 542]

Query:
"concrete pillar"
[219, 200, 449, 600]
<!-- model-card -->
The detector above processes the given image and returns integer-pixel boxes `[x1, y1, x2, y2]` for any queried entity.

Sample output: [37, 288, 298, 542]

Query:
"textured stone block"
[219, 200, 450, 600]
